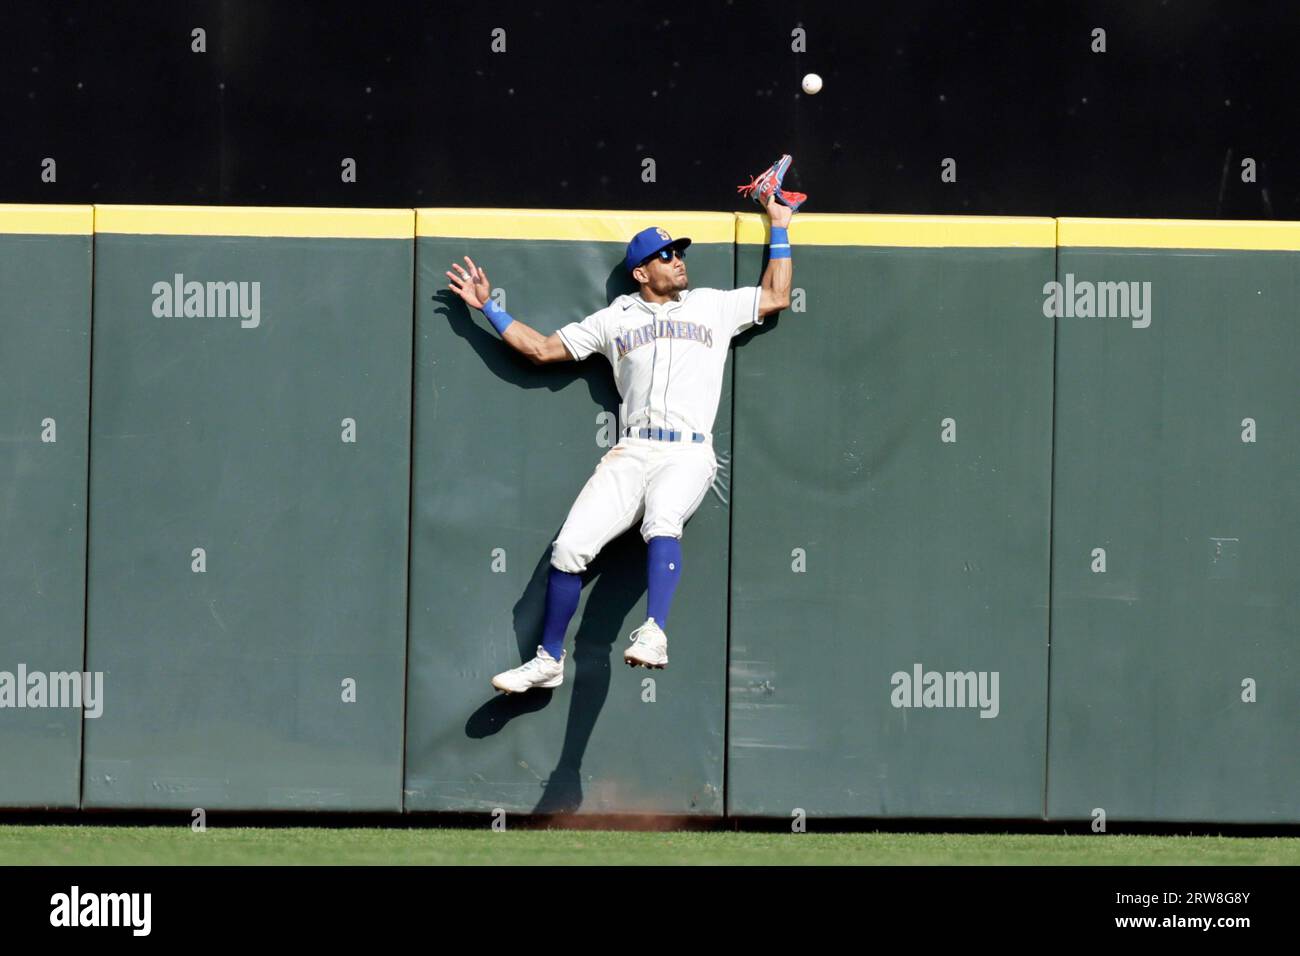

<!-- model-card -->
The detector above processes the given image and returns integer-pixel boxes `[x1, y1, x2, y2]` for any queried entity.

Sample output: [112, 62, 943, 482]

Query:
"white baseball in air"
[801, 73, 823, 95]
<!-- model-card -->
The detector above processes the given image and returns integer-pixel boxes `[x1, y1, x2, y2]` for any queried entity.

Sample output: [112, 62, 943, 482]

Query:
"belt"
[624, 426, 707, 443]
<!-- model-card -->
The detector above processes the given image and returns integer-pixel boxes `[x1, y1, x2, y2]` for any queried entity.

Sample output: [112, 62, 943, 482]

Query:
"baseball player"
[446, 159, 801, 694]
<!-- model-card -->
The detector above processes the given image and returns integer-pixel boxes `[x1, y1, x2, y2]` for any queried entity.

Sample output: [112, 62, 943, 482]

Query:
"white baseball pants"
[550, 436, 718, 574]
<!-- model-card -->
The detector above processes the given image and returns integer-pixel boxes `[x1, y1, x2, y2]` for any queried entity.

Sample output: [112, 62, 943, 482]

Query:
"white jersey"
[555, 286, 763, 439]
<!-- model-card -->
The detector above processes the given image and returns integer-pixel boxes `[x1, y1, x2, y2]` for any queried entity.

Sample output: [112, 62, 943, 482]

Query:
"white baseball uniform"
[549, 285, 765, 574]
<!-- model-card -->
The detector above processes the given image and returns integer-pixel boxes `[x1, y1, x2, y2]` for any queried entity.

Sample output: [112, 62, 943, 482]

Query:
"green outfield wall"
[79, 206, 413, 811]
[0, 206, 94, 809]
[1046, 219, 1299, 824]
[728, 215, 1057, 818]
[0, 205, 1292, 823]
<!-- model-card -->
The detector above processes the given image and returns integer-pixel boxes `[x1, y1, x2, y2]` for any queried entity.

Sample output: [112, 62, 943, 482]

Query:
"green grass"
[0, 825, 1295, 865]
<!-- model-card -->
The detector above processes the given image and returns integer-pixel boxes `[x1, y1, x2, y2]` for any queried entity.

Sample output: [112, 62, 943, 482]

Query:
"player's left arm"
[757, 193, 794, 317]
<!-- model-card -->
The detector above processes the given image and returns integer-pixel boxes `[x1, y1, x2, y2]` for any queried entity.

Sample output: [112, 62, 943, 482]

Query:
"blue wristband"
[769, 226, 791, 260]
[481, 299, 515, 336]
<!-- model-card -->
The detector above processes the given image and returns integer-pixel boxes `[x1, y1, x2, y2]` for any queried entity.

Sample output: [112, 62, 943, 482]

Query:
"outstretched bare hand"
[447, 256, 491, 309]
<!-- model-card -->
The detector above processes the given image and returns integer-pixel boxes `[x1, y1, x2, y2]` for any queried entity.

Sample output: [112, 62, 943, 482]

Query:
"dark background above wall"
[1, 0, 1298, 218]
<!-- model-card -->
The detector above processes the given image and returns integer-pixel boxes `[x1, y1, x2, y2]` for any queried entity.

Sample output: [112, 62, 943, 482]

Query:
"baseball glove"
[736, 153, 808, 212]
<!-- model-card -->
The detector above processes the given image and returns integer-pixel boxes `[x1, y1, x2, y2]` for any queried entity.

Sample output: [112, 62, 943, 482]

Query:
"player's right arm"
[446, 257, 574, 365]
[519, 330, 572, 364]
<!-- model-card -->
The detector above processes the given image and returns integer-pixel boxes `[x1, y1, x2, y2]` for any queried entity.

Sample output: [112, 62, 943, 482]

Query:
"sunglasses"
[641, 247, 687, 267]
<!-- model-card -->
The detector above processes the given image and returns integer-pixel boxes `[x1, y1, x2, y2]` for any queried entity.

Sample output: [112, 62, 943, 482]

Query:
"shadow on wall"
[460, 519, 649, 814]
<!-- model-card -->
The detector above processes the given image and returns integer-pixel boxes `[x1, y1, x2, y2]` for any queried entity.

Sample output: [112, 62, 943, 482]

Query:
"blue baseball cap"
[625, 226, 692, 274]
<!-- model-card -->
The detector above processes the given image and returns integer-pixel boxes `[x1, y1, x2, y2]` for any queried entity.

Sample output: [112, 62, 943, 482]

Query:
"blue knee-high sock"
[646, 535, 683, 627]
[541, 567, 582, 659]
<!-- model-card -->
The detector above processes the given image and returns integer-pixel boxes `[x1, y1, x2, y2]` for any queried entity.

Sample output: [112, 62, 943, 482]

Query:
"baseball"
[801, 73, 823, 95]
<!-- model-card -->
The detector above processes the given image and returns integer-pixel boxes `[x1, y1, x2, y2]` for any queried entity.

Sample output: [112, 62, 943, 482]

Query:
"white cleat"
[623, 618, 668, 669]
[492, 645, 566, 694]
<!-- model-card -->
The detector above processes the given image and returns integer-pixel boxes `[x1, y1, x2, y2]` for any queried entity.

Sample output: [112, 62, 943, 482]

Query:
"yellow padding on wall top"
[416, 208, 736, 243]
[13, 206, 1300, 248]
[736, 213, 1057, 247]
[94, 205, 413, 239]
[0, 204, 94, 235]
[1058, 217, 1300, 250]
